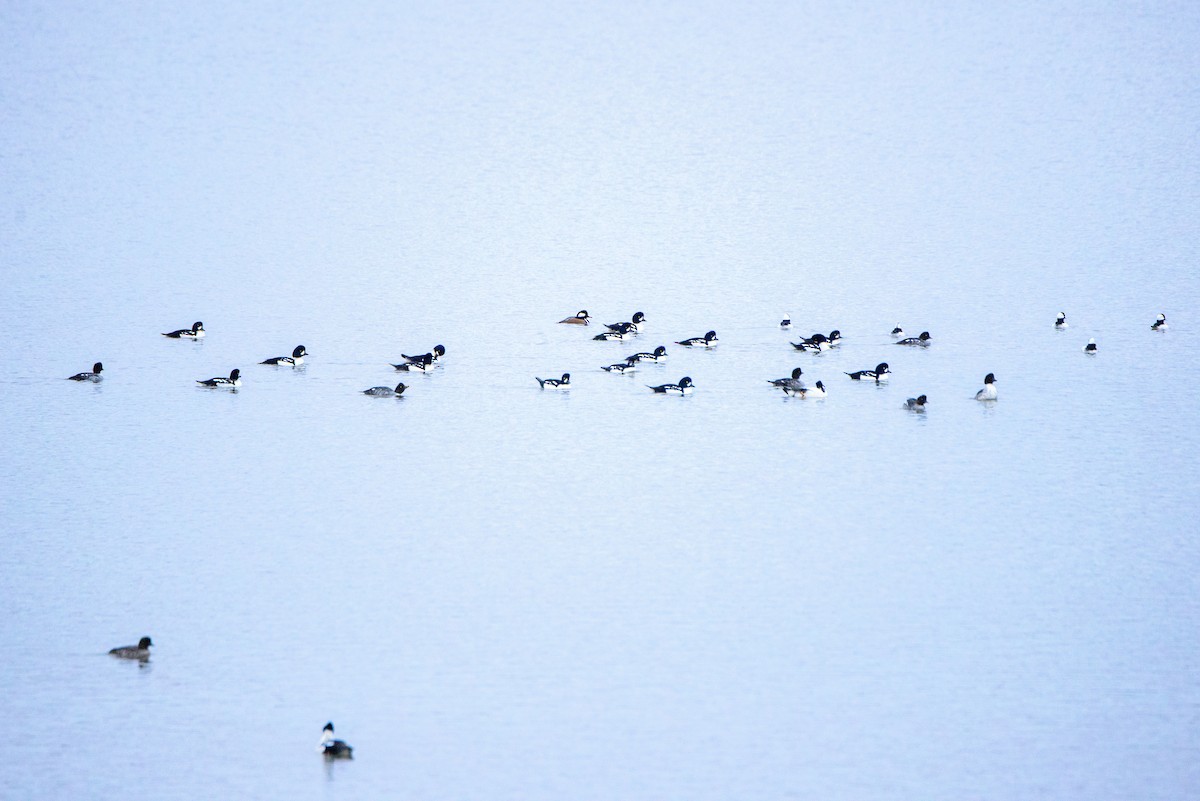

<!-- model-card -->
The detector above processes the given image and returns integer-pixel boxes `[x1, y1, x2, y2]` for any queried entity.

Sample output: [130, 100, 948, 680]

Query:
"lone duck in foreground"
[559, 310, 590, 325]
[904, 395, 928, 411]
[363, 382, 407, 397]
[163, 321, 205, 339]
[1152, 313, 1167, 331]
[261, 346, 308, 366]
[319, 722, 353, 759]
[68, 362, 104, 382]
[648, 376, 694, 395]
[536, 373, 571, 389]
[975, 373, 998, 401]
[109, 636, 152, 660]
[676, 331, 718, 348]
[845, 363, 890, 382]
[197, 369, 241, 388]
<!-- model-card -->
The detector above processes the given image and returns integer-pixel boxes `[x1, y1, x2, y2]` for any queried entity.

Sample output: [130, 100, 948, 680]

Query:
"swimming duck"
[791, 333, 829, 352]
[676, 331, 717, 347]
[768, 367, 805, 391]
[1055, 312, 1068, 329]
[845, 363, 890, 382]
[890, 325, 905, 338]
[895, 331, 931, 347]
[780, 313, 792, 328]
[1083, 338, 1097, 354]
[559, 310, 590, 325]
[593, 330, 630, 341]
[904, 395, 928, 411]
[1152, 313, 1167, 331]
[785, 380, 825, 398]
[974, 373, 998, 401]
[605, 312, 645, 333]
[628, 346, 667, 363]
[401, 344, 445, 363]
[601, 359, 638, 373]
[109, 636, 152, 660]
[536, 373, 571, 389]
[648, 377, 694, 395]
[197, 369, 241, 388]
[318, 723, 353, 759]
[68, 362, 104, 382]
[260, 346, 308, 366]
[162, 321, 205, 339]
[391, 354, 433, 372]
[363, 383, 407, 396]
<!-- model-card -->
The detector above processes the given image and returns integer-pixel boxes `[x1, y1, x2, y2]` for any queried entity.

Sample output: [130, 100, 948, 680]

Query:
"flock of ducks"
[65, 310, 1170, 409]
[107, 635, 355, 759]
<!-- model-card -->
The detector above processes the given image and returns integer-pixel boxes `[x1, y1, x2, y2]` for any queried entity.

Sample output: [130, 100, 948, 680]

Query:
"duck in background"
[975, 373, 998, 401]
[318, 723, 353, 759]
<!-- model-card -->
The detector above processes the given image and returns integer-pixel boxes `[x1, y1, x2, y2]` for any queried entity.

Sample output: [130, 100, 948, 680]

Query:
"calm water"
[3, 1, 1199, 798]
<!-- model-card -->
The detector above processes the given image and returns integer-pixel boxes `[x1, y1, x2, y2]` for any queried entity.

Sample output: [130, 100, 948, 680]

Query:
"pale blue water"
[2, 2, 1199, 799]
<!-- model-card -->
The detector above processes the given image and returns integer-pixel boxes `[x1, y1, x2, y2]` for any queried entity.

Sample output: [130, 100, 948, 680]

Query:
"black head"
[324, 722, 334, 733]
[679, 376, 693, 387]
[791, 367, 803, 379]
[875, 363, 890, 373]
[561, 373, 571, 382]
[138, 637, 153, 649]
[394, 383, 407, 394]
[810, 333, 826, 342]
[829, 330, 841, 339]
[292, 346, 306, 357]
[93, 362, 104, 373]
[814, 381, 824, 390]
[917, 395, 928, 404]
[229, 369, 241, 380]
[704, 330, 717, 340]
[433, 345, 445, 356]
[423, 353, 434, 363]
[984, 373, 996, 383]
[632, 312, 645, 323]
[654, 346, 666, 356]
[192, 322, 204, 331]
[919, 331, 930, 340]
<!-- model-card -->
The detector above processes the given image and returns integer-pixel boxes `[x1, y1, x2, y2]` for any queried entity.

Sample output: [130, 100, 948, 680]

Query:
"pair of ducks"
[536, 373, 696, 394]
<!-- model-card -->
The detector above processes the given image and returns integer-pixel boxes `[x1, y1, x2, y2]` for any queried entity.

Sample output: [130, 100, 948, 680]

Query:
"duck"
[68, 362, 104, 382]
[648, 376, 694, 395]
[1083, 338, 1097, 354]
[559, 310, 590, 325]
[1055, 312, 1068, 329]
[827, 330, 842, 346]
[890, 325, 905, 338]
[628, 346, 667, 363]
[162, 321, 205, 339]
[109, 636, 152, 660]
[791, 333, 829, 352]
[401, 344, 445, 363]
[593, 330, 630, 341]
[895, 331, 931, 347]
[975, 373, 998, 401]
[601, 359, 638, 374]
[536, 373, 571, 389]
[904, 395, 928, 411]
[785, 380, 825, 398]
[768, 367, 805, 391]
[845, 363, 890, 382]
[318, 723, 353, 759]
[605, 312, 645, 333]
[391, 354, 433, 372]
[197, 369, 241, 388]
[363, 382, 407, 397]
[1152, 313, 1167, 331]
[676, 331, 717, 347]
[780, 313, 792, 328]
[260, 346, 308, 366]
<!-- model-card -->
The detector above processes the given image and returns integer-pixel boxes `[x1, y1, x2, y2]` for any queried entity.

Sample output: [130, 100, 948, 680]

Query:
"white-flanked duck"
[845, 363, 890, 382]
[261, 346, 308, 366]
[601, 359, 638, 374]
[401, 344, 445, 364]
[363, 382, 407, 397]
[559, 310, 590, 325]
[1083, 338, 1097, 354]
[896, 331, 931, 347]
[68, 362, 104, 382]
[785, 380, 825, 398]
[593, 329, 631, 341]
[109, 636, 152, 660]
[780, 313, 792, 328]
[1055, 312, 1068, 329]
[676, 331, 717, 347]
[536, 373, 570, 389]
[648, 376, 694, 395]
[1152, 313, 1167, 331]
[163, 321, 205, 339]
[791, 333, 830, 352]
[318, 723, 353, 759]
[197, 369, 240, 388]
[904, 395, 928, 411]
[628, 346, 667, 363]
[768, 367, 805, 391]
[605, 312, 645, 333]
[975, 373, 998, 401]
[890, 325, 905, 338]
